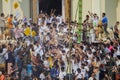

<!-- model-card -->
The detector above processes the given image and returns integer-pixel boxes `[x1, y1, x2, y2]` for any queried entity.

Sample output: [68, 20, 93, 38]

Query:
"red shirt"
[0, 75, 5, 80]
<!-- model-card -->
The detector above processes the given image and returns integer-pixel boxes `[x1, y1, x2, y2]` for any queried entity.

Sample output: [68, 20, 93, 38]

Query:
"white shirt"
[43, 60, 49, 68]
[56, 16, 62, 24]
[46, 35, 50, 41]
[89, 77, 94, 80]
[62, 54, 66, 62]
[39, 73, 45, 80]
[50, 17, 53, 22]
[38, 18, 42, 26]
[116, 60, 120, 66]
[3, 48, 8, 60]
[76, 73, 82, 79]
[72, 63, 79, 73]
[34, 45, 43, 57]
[63, 27, 67, 33]
[59, 71, 66, 79]
[84, 66, 89, 72]
[114, 51, 120, 58]
[92, 48, 96, 53]
[87, 59, 92, 65]
[87, 53, 93, 59]
[63, 48, 69, 53]
[81, 68, 86, 78]
[39, 26, 49, 35]
[92, 17, 98, 27]
[90, 28, 95, 34]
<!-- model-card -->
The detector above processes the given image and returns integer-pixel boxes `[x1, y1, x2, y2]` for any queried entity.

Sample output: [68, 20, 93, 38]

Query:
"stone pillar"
[62, 0, 65, 22]
[65, 0, 71, 21]
[32, 0, 38, 23]
[117, 0, 120, 22]
[0, 0, 2, 13]
[105, 0, 117, 27]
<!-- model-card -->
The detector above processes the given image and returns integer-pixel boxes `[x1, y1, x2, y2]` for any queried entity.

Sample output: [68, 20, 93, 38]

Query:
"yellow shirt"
[48, 57, 53, 68]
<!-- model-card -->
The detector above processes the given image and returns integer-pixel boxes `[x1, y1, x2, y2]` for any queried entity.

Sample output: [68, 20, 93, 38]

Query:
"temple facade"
[0, 0, 120, 26]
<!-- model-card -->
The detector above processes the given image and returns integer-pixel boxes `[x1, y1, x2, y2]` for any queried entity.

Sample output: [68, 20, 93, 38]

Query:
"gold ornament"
[14, 2, 19, 9]
[5, 0, 8, 3]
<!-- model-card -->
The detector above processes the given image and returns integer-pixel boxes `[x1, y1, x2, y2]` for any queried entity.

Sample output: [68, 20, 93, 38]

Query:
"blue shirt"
[50, 67, 59, 78]
[8, 51, 15, 63]
[27, 64, 32, 73]
[102, 16, 108, 24]
[15, 56, 22, 69]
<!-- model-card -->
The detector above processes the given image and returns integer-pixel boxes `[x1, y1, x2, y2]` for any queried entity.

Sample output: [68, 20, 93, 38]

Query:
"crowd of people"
[0, 9, 120, 80]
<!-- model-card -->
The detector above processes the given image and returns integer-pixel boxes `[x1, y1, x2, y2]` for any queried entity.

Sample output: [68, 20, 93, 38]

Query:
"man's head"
[86, 15, 89, 20]
[116, 21, 119, 25]
[102, 13, 106, 17]
[93, 13, 97, 18]
[10, 14, 13, 18]
[0, 13, 4, 17]
[61, 67, 65, 72]
[77, 68, 81, 73]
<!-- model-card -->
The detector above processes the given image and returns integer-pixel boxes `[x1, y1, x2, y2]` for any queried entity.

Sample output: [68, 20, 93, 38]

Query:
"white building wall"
[105, 0, 118, 27]
[0, 0, 2, 13]
[2, 0, 30, 18]
[20, 0, 30, 18]
[100, 0, 105, 17]
[81, 0, 119, 27]
[2, 0, 12, 16]
[91, 0, 101, 17]
[82, 0, 105, 20]
[117, 0, 120, 22]
[71, 0, 79, 21]
[82, 0, 92, 21]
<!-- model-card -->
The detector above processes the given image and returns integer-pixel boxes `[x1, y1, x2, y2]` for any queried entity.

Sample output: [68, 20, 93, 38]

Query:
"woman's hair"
[0, 13, 4, 17]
